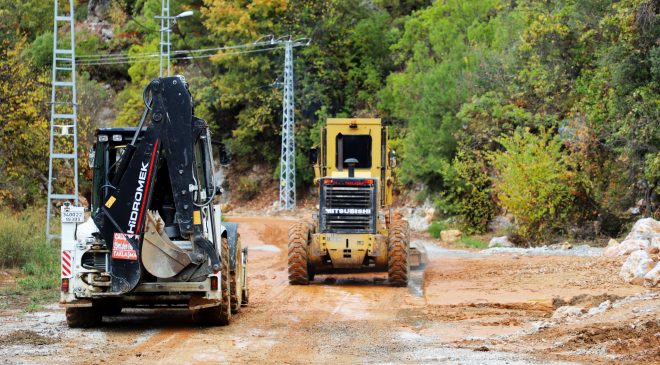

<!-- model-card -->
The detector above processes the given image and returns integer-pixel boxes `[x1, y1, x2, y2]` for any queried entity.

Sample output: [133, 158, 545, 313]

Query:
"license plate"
[61, 207, 85, 223]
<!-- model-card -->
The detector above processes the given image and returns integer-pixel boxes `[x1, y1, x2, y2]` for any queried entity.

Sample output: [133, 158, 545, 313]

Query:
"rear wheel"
[194, 237, 231, 326]
[98, 299, 123, 316]
[288, 223, 311, 285]
[230, 238, 243, 314]
[66, 307, 102, 328]
[388, 220, 410, 287]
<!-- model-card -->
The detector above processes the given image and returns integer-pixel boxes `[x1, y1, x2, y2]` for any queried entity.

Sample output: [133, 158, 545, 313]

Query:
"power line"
[76, 46, 289, 66]
[74, 40, 284, 61]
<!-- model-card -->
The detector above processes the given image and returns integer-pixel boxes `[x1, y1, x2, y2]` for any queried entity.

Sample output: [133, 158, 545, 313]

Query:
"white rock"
[552, 306, 583, 320]
[587, 300, 611, 316]
[643, 262, 660, 288]
[606, 239, 650, 256]
[406, 200, 434, 231]
[603, 243, 621, 257]
[606, 238, 619, 247]
[624, 218, 660, 241]
[651, 236, 660, 249]
[621, 239, 650, 254]
[440, 229, 462, 243]
[101, 27, 114, 40]
[489, 236, 514, 248]
[620, 250, 656, 285]
[488, 215, 515, 232]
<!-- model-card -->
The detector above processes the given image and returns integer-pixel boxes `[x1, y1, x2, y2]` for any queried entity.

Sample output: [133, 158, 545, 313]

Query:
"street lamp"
[155, 2, 193, 77]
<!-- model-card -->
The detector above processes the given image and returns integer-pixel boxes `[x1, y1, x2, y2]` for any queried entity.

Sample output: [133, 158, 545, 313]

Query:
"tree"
[0, 38, 50, 208]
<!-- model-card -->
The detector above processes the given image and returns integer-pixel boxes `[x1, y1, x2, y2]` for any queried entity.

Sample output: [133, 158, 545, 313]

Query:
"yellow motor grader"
[288, 118, 423, 286]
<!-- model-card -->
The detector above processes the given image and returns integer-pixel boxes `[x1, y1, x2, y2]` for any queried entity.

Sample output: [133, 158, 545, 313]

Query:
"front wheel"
[388, 220, 410, 287]
[288, 223, 311, 285]
[230, 237, 244, 314]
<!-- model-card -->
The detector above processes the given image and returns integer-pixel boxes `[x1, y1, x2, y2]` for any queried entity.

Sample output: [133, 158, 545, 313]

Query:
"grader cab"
[288, 118, 422, 287]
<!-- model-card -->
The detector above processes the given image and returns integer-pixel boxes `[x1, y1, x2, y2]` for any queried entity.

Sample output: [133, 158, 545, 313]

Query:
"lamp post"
[156, 1, 193, 77]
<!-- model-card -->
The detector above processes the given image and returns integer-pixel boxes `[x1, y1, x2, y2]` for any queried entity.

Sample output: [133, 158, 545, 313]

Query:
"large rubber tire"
[194, 237, 231, 326]
[388, 220, 410, 287]
[98, 299, 123, 316]
[288, 223, 311, 285]
[65, 307, 102, 328]
[230, 238, 243, 314]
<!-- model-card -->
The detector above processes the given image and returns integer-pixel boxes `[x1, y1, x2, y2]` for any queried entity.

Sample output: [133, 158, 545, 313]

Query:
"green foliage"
[0, 0, 658, 238]
[435, 149, 494, 234]
[458, 235, 487, 249]
[0, 208, 59, 310]
[0, 38, 50, 209]
[427, 220, 448, 239]
[488, 128, 587, 240]
[234, 176, 260, 201]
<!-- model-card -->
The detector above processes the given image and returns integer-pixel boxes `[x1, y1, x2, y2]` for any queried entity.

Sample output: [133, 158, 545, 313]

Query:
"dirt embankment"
[0, 216, 657, 364]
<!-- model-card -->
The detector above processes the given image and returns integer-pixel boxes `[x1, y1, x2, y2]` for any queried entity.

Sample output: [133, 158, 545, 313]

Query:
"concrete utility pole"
[46, 0, 79, 240]
[273, 37, 309, 210]
[157, 0, 193, 77]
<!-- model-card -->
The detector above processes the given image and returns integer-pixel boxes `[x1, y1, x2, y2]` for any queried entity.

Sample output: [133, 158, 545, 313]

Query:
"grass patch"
[458, 235, 488, 249]
[0, 208, 59, 311]
[428, 220, 449, 239]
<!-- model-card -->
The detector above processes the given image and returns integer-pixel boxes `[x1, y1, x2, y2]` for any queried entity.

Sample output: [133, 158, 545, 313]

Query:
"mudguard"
[223, 222, 239, 271]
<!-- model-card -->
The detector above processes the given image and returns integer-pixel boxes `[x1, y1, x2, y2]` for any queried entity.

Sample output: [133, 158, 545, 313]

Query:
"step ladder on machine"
[46, 0, 79, 240]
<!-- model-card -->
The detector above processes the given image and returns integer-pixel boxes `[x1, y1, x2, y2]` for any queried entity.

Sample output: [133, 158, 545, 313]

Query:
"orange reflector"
[210, 276, 218, 291]
[61, 278, 69, 292]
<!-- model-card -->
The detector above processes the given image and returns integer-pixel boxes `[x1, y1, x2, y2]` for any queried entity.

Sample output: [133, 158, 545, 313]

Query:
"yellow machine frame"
[310, 118, 395, 271]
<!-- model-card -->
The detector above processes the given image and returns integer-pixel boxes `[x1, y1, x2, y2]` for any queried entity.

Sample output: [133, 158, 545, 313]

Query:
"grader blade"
[409, 241, 428, 270]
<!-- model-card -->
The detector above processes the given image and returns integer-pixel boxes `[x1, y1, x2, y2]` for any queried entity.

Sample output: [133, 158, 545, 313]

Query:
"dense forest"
[0, 0, 658, 240]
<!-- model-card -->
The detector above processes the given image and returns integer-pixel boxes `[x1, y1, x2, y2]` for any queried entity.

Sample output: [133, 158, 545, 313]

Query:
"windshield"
[336, 134, 372, 169]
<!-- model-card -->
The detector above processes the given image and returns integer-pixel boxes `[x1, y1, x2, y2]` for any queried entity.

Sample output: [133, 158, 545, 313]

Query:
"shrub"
[428, 221, 448, 239]
[234, 176, 260, 201]
[434, 149, 495, 234]
[488, 128, 586, 240]
[458, 236, 487, 249]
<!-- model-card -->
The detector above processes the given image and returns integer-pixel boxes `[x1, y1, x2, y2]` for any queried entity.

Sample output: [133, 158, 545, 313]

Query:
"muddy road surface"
[0, 216, 658, 364]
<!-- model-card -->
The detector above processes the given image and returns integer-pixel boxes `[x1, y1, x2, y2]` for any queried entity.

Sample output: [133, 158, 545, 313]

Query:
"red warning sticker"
[112, 233, 138, 260]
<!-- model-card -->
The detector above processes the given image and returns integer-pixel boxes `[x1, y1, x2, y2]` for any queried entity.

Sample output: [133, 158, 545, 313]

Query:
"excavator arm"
[93, 76, 219, 294]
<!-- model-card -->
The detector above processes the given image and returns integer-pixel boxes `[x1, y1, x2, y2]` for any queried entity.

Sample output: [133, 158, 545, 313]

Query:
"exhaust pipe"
[344, 158, 358, 177]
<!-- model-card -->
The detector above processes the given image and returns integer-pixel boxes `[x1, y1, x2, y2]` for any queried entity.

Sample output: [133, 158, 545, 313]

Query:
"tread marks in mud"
[288, 223, 311, 285]
[388, 220, 410, 287]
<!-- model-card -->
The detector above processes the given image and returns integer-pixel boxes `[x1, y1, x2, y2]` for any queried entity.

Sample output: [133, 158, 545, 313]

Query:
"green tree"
[488, 128, 587, 240]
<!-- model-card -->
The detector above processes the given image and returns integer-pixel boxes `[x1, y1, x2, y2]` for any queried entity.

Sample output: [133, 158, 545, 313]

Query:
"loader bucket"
[142, 212, 193, 278]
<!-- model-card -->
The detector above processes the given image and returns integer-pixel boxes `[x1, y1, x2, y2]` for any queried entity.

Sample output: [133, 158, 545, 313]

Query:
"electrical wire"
[73, 39, 309, 66]
[74, 40, 281, 62]
[76, 46, 289, 66]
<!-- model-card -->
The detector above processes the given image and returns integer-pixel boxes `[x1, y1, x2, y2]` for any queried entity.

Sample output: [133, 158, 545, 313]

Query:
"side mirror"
[88, 145, 96, 168]
[309, 147, 319, 165]
[388, 150, 397, 168]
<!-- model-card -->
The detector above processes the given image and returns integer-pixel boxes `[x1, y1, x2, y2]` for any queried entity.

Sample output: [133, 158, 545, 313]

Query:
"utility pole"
[157, 1, 193, 77]
[272, 37, 309, 210]
[279, 39, 295, 209]
[46, 0, 79, 240]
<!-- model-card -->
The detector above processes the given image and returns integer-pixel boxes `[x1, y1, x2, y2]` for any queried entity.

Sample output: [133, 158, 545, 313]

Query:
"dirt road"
[0, 216, 658, 364]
